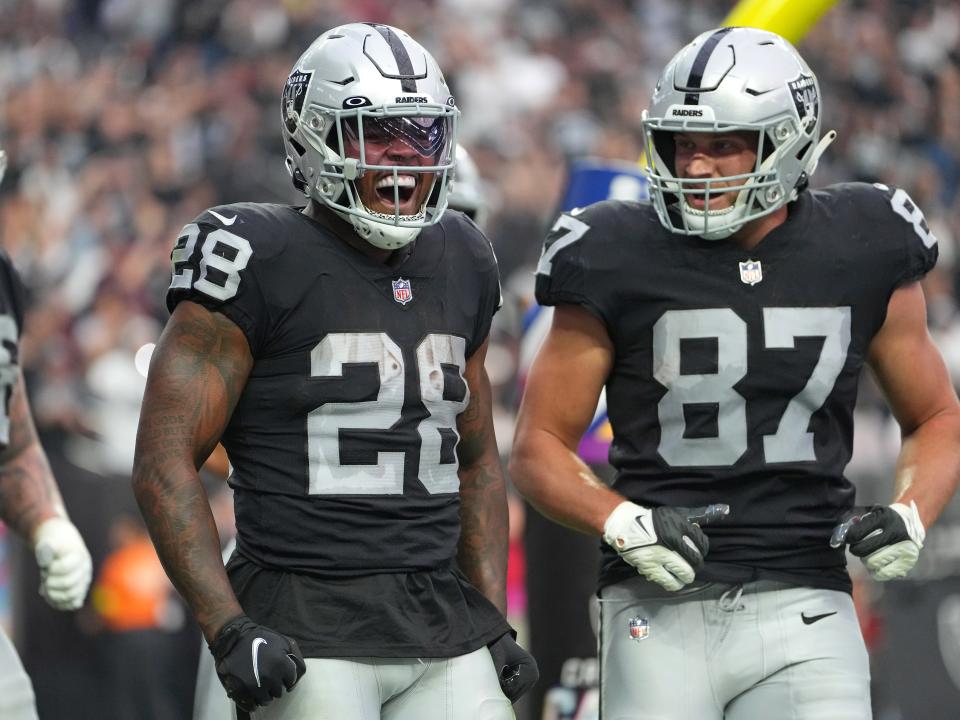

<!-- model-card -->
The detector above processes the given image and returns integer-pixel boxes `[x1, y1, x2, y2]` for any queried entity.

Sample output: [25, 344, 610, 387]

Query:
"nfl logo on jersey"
[738, 259, 763, 286]
[628, 616, 649, 641]
[392, 278, 413, 305]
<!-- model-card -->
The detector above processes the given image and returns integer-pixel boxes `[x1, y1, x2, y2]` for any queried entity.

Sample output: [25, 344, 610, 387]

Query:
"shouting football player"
[133, 23, 536, 719]
[0, 147, 93, 720]
[511, 26, 958, 719]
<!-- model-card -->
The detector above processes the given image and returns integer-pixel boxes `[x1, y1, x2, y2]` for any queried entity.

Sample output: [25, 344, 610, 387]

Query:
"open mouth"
[373, 174, 419, 210]
[685, 187, 730, 211]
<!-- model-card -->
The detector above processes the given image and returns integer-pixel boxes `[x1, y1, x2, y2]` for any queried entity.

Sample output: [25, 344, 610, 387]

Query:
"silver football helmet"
[282, 23, 459, 249]
[642, 27, 836, 240]
[447, 145, 490, 231]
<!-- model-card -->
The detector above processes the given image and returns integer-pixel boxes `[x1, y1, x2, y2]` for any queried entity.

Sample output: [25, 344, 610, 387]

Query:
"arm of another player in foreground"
[0, 368, 69, 538]
[132, 300, 250, 643]
[867, 281, 960, 529]
[509, 304, 623, 536]
[457, 337, 509, 614]
[0, 369, 92, 610]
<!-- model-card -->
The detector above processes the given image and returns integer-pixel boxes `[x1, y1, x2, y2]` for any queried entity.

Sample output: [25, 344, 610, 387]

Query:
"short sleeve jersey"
[0, 251, 24, 449]
[167, 204, 509, 657]
[167, 204, 501, 576]
[535, 183, 938, 592]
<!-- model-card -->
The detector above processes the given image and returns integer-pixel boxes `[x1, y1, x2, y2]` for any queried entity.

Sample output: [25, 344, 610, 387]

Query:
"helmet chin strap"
[345, 212, 422, 250]
[680, 202, 743, 241]
[806, 130, 837, 178]
[343, 193, 429, 250]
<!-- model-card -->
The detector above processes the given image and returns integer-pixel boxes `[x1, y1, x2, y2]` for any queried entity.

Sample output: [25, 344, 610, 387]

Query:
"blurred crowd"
[2, 0, 960, 717]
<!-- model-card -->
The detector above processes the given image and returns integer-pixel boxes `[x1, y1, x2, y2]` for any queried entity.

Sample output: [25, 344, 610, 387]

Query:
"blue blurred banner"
[557, 158, 650, 210]
[521, 159, 648, 464]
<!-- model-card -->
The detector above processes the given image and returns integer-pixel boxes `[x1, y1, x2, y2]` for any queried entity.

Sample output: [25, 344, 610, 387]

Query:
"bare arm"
[509, 305, 623, 536]
[0, 369, 66, 540]
[456, 337, 509, 614]
[132, 300, 253, 642]
[867, 282, 960, 527]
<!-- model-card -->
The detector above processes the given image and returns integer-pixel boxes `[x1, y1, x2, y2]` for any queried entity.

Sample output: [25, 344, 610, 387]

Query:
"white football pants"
[193, 539, 513, 720]
[0, 628, 38, 720]
[599, 578, 871, 720]
[196, 647, 513, 720]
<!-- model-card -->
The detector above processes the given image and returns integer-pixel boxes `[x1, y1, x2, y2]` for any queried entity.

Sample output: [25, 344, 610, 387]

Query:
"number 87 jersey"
[167, 202, 501, 575]
[535, 182, 938, 593]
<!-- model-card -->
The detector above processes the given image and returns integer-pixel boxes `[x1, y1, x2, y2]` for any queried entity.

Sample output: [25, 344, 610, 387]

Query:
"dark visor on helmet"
[342, 115, 451, 159]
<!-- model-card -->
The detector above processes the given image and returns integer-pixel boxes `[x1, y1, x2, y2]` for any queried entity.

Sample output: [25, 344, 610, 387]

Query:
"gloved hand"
[603, 501, 709, 591]
[33, 517, 92, 611]
[209, 615, 307, 712]
[488, 632, 538, 702]
[836, 501, 925, 581]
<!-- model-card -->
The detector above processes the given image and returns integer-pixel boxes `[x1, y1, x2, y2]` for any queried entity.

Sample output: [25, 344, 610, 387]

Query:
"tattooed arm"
[0, 368, 92, 610]
[456, 337, 509, 614]
[0, 368, 66, 538]
[132, 300, 252, 642]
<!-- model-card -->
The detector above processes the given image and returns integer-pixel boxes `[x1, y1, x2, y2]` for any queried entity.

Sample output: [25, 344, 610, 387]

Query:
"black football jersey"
[536, 182, 938, 592]
[0, 251, 24, 450]
[167, 203, 501, 574]
[166, 204, 511, 655]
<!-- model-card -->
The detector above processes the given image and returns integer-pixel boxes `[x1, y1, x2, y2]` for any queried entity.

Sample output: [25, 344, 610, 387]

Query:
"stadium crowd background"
[1, 0, 960, 717]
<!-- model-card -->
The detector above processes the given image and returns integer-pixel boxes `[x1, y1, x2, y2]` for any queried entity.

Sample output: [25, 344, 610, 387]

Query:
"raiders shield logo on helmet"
[788, 74, 819, 132]
[282, 70, 312, 133]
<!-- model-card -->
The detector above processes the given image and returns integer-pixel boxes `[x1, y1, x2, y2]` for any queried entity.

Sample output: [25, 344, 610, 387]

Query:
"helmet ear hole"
[286, 158, 308, 193]
[288, 137, 307, 157]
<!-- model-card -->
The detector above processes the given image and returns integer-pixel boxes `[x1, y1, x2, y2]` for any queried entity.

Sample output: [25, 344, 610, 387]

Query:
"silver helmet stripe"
[367, 23, 418, 93]
[683, 26, 734, 105]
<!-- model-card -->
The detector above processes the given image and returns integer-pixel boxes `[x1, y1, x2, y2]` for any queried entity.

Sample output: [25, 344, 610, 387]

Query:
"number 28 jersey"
[536, 183, 938, 592]
[166, 204, 501, 576]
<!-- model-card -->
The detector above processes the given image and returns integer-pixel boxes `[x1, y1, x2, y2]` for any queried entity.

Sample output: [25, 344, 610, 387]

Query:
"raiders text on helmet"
[281, 23, 459, 249]
[642, 27, 836, 240]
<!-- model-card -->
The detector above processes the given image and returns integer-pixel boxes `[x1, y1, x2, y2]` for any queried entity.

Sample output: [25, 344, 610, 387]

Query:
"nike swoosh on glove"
[209, 615, 307, 712]
[603, 501, 709, 591]
[842, 501, 925, 581]
[488, 632, 538, 702]
[33, 517, 93, 611]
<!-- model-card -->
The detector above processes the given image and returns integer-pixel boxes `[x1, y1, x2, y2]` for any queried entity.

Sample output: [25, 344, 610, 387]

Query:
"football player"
[447, 144, 491, 230]
[510, 26, 958, 719]
[189, 141, 510, 720]
[133, 23, 536, 719]
[0, 148, 93, 720]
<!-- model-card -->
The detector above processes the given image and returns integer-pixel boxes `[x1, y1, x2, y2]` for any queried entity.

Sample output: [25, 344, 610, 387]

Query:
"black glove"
[832, 501, 925, 581]
[488, 632, 538, 702]
[603, 502, 713, 591]
[209, 615, 307, 712]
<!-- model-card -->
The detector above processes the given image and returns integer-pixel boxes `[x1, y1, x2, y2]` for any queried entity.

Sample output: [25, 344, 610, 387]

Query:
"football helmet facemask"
[282, 23, 458, 250]
[642, 26, 836, 240]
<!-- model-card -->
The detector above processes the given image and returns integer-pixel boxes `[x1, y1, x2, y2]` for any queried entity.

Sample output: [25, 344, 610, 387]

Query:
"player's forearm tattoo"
[133, 306, 251, 637]
[457, 386, 509, 614]
[0, 376, 60, 540]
